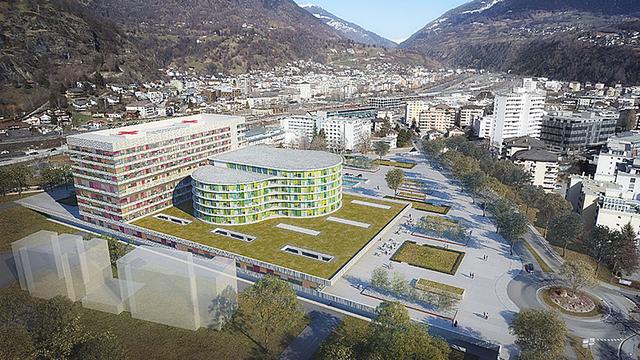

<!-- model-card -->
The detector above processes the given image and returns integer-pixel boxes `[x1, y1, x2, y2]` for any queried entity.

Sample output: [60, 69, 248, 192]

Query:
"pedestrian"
[485, 313, 489, 320]
[454, 320, 458, 327]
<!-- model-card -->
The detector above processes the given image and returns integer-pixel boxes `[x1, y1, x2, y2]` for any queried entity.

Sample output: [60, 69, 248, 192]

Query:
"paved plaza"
[325, 152, 522, 358]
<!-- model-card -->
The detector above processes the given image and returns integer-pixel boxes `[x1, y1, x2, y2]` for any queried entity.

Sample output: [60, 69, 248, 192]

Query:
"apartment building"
[540, 110, 617, 154]
[594, 132, 640, 182]
[279, 115, 322, 144]
[67, 114, 246, 222]
[458, 105, 485, 128]
[418, 104, 456, 133]
[511, 149, 559, 191]
[192, 146, 343, 225]
[405, 100, 427, 125]
[323, 117, 372, 152]
[489, 79, 546, 148]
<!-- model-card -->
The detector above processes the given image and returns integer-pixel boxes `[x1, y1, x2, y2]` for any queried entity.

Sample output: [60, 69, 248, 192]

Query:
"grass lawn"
[374, 159, 416, 169]
[0, 285, 305, 360]
[523, 241, 552, 273]
[384, 196, 450, 214]
[133, 194, 405, 279]
[416, 278, 465, 298]
[0, 206, 77, 252]
[391, 241, 464, 275]
[0, 193, 37, 204]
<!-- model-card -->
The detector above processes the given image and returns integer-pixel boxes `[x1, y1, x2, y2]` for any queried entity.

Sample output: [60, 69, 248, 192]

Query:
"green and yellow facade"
[191, 146, 343, 225]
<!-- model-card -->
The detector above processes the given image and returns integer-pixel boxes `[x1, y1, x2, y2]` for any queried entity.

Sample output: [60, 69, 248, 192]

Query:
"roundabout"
[538, 286, 605, 318]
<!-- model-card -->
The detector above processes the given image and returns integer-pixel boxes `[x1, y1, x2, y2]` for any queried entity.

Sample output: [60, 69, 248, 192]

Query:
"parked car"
[524, 263, 534, 273]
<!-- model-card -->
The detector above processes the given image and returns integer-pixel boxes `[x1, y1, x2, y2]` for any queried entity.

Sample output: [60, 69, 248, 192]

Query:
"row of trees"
[0, 164, 73, 196]
[317, 301, 451, 360]
[371, 267, 456, 313]
[0, 292, 125, 360]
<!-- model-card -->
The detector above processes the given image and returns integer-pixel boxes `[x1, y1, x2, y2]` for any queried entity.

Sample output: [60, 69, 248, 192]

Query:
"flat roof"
[192, 165, 272, 185]
[67, 114, 244, 151]
[213, 146, 342, 171]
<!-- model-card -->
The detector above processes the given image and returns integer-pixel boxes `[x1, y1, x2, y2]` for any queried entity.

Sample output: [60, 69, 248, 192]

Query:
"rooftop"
[132, 194, 406, 279]
[66, 114, 244, 151]
[512, 148, 558, 162]
[192, 165, 273, 185]
[213, 145, 342, 171]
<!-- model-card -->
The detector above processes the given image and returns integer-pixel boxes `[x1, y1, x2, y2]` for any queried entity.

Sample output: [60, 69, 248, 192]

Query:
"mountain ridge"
[300, 4, 397, 48]
[401, 0, 640, 84]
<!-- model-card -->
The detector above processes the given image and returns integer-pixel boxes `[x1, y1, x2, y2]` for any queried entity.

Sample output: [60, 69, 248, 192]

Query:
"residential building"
[566, 175, 621, 230]
[125, 100, 157, 119]
[511, 149, 559, 191]
[489, 78, 546, 148]
[473, 115, 494, 139]
[594, 132, 640, 182]
[458, 105, 485, 128]
[279, 115, 321, 144]
[418, 104, 456, 132]
[502, 136, 547, 158]
[191, 146, 342, 225]
[540, 111, 617, 154]
[323, 117, 372, 152]
[368, 96, 405, 109]
[67, 114, 246, 222]
[596, 194, 640, 236]
[405, 101, 427, 125]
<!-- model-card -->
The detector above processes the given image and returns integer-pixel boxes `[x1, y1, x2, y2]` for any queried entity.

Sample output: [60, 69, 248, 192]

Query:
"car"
[524, 263, 534, 273]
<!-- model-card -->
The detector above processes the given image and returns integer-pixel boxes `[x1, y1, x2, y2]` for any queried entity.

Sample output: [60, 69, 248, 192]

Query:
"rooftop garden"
[133, 194, 406, 279]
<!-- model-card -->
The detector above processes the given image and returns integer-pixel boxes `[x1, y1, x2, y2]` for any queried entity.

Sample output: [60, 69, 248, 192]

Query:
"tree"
[235, 275, 306, 354]
[28, 296, 84, 359]
[373, 141, 390, 159]
[371, 267, 390, 289]
[69, 332, 126, 360]
[519, 184, 544, 216]
[104, 237, 131, 269]
[559, 260, 597, 295]
[510, 309, 567, 360]
[461, 170, 486, 204]
[619, 108, 637, 131]
[421, 139, 444, 159]
[0, 324, 35, 360]
[547, 211, 583, 257]
[499, 211, 528, 254]
[0, 166, 12, 196]
[369, 302, 449, 360]
[310, 129, 327, 151]
[356, 132, 372, 155]
[385, 169, 404, 196]
[582, 225, 612, 275]
[608, 223, 640, 275]
[9, 164, 31, 194]
[536, 192, 571, 236]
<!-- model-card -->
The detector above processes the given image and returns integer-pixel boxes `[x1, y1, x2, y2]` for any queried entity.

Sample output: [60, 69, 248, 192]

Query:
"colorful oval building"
[191, 146, 343, 225]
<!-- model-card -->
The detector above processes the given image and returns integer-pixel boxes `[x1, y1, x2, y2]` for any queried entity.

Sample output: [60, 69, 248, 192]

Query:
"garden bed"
[391, 241, 465, 275]
[384, 196, 450, 214]
[415, 279, 465, 300]
[540, 287, 603, 318]
[374, 159, 416, 169]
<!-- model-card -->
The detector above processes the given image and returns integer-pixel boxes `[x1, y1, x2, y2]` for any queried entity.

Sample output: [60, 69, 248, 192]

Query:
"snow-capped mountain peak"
[300, 4, 397, 48]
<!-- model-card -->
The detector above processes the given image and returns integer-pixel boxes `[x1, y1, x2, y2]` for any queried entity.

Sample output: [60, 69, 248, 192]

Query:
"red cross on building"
[182, 120, 198, 124]
[117, 130, 139, 135]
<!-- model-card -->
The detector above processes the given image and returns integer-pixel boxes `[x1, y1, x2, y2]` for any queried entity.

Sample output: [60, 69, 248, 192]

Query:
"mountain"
[300, 4, 397, 48]
[401, 0, 640, 84]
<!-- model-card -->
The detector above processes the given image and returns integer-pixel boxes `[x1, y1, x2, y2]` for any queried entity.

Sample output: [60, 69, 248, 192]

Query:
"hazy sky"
[295, 0, 470, 44]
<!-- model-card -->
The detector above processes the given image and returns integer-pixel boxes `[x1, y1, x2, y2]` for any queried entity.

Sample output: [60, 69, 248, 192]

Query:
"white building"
[473, 114, 494, 139]
[511, 149, 559, 191]
[280, 115, 322, 144]
[594, 132, 640, 182]
[299, 83, 311, 101]
[489, 78, 546, 148]
[125, 100, 157, 118]
[459, 105, 485, 128]
[323, 117, 371, 152]
[405, 100, 427, 125]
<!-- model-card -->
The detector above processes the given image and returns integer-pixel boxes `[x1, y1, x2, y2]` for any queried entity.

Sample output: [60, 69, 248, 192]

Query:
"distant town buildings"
[323, 117, 372, 152]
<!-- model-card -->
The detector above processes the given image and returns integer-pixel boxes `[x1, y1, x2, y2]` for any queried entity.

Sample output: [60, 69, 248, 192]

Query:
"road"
[510, 230, 640, 359]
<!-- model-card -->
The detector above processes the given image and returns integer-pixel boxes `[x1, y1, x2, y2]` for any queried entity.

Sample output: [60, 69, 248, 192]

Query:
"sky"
[295, 0, 470, 44]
